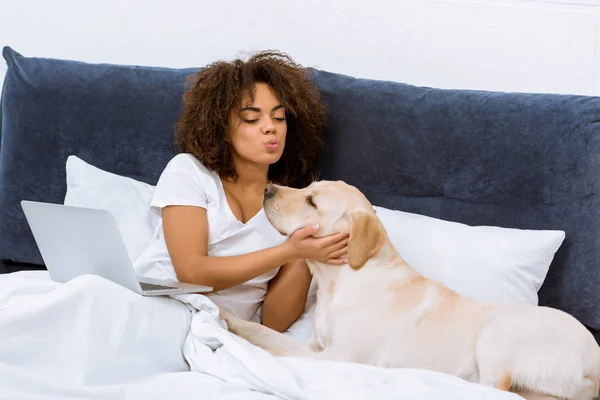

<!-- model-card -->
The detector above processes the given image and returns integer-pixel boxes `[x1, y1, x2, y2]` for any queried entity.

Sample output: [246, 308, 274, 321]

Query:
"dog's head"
[263, 180, 386, 269]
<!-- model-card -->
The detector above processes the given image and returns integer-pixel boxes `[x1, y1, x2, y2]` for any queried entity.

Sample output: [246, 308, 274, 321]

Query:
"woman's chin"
[263, 153, 284, 165]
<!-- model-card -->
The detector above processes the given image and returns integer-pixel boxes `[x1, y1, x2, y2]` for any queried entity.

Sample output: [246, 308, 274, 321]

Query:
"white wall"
[1, 0, 599, 95]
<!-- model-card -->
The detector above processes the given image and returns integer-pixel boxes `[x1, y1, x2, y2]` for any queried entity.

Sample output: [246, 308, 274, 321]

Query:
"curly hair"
[174, 50, 326, 187]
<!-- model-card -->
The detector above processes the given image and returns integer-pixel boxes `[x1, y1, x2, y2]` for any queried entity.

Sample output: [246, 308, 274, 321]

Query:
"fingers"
[325, 236, 349, 253]
[316, 232, 349, 248]
[328, 248, 347, 259]
[292, 224, 321, 240]
[325, 257, 347, 265]
[323, 235, 348, 264]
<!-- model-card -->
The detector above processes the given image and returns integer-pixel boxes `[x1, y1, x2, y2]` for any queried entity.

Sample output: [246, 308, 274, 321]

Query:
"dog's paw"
[218, 307, 234, 321]
[217, 307, 243, 333]
[308, 333, 324, 352]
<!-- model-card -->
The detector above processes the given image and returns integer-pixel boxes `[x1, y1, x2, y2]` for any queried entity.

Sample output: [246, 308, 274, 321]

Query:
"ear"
[347, 210, 385, 270]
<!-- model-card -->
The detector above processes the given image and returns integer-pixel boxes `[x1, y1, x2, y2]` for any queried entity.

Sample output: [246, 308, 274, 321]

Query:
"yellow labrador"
[219, 180, 600, 400]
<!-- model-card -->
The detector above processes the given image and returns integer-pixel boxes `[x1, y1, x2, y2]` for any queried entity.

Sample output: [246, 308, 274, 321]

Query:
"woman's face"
[227, 82, 287, 169]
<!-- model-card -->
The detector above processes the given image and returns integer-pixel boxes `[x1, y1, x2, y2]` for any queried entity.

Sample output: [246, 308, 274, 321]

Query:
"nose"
[264, 184, 276, 199]
[263, 118, 276, 134]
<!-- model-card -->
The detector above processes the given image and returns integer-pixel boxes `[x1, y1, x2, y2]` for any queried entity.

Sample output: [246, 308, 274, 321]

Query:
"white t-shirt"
[133, 153, 288, 321]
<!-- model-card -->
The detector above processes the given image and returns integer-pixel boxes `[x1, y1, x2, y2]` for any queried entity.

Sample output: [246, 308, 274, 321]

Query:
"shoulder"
[154, 153, 221, 197]
[162, 153, 215, 178]
[151, 154, 219, 210]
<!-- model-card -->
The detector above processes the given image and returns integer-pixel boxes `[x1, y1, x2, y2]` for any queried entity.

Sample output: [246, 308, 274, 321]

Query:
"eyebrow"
[240, 104, 284, 112]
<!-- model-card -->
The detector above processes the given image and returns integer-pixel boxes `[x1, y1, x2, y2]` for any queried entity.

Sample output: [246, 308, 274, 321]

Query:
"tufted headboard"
[3, 46, 600, 335]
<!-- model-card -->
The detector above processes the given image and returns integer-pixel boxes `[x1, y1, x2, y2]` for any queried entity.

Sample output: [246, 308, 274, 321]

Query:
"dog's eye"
[306, 195, 317, 208]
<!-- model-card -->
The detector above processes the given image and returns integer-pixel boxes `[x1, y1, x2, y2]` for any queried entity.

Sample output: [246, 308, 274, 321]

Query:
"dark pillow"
[309, 68, 600, 330]
[0, 46, 198, 265]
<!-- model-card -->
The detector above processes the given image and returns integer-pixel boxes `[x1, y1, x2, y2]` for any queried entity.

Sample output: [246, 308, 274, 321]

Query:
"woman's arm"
[163, 205, 292, 291]
[162, 205, 347, 292]
[261, 258, 312, 332]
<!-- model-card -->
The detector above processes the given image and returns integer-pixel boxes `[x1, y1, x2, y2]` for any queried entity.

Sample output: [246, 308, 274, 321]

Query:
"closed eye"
[306, 195, 317, 208]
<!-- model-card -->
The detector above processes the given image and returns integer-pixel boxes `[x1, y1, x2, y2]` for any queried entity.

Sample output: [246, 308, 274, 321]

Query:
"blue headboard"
[3, 46, 600, 334]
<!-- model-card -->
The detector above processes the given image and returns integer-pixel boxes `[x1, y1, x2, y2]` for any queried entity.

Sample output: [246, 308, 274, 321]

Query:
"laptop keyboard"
[139, 282, 174, 291]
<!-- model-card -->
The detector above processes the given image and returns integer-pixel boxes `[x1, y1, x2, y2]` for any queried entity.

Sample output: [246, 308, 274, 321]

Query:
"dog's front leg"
[307, 332, 323, 352]
[219, 308, 313, 357]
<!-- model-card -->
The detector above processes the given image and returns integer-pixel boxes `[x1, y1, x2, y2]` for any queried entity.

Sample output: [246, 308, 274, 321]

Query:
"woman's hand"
[284, 224, 349, 265]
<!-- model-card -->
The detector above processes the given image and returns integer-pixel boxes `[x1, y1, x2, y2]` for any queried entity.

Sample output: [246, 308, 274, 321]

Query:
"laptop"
[20, 200, 213, 296]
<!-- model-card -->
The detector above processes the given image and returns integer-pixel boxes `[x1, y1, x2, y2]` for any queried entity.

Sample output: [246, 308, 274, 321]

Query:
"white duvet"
[0, 271, 521, 400]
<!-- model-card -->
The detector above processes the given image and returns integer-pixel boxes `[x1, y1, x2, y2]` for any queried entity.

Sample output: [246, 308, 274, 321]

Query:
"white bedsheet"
[0, 271, 522, 400]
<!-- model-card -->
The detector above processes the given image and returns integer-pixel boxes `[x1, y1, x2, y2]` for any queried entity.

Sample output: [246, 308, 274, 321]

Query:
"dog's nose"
[264, 184, 276, 199]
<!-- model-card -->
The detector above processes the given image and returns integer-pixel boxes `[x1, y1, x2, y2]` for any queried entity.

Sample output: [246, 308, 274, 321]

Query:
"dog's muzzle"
[264, 184, 277, 200]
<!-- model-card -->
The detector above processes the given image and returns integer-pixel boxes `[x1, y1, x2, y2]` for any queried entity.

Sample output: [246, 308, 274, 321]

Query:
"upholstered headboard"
[0, 47, 196, 265]
[3, 46, 600, 334]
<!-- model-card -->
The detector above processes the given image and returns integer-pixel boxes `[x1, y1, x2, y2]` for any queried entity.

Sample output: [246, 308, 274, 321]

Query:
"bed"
[2, 45, 599, 399]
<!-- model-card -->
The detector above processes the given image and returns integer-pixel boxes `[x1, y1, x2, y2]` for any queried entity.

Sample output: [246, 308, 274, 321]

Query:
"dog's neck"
[367, 239, 422, 278]
[307, 238, 422, 291]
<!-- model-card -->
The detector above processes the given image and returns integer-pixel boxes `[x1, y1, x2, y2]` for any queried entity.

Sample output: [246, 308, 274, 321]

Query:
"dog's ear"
[347, 210, 385, 270]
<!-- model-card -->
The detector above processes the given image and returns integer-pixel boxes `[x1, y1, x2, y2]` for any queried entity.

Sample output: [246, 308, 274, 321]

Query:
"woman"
[135, 50, 349, 333]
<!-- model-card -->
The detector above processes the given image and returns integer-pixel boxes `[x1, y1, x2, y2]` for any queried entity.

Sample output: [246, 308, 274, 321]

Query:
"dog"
[218, 180, 600, 400]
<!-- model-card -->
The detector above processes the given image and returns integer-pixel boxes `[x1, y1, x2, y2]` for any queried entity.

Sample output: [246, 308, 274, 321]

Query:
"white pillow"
[373, 206, 565, 306]
[63, 155, 159, 262]
[61, 155, 564, 308]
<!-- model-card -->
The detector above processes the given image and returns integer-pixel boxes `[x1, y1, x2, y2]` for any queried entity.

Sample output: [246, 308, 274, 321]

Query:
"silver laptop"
[20, 200, 213, 296]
